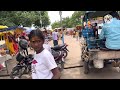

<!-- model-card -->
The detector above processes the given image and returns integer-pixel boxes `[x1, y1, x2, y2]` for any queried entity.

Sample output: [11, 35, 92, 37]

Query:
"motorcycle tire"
[58, 60, 64, 72]
[63, 50, 68, 58]
[84, 61, 89, 74]
[10, 66, 25, 79]
[24, 65, 31, 74]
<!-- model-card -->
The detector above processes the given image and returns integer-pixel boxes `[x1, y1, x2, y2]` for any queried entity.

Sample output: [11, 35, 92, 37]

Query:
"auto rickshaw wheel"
[81, 54, 84, 61]
[84, 61, 89, 74]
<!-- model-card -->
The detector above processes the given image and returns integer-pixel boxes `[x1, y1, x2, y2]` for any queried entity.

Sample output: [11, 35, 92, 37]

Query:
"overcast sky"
[48, 11, 74, 24]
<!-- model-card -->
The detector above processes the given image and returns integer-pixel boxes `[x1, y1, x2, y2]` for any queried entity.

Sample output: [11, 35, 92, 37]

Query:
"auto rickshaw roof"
[83, 11, 113, 21]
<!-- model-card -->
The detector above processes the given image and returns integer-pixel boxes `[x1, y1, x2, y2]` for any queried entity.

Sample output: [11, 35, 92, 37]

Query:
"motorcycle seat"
[51, 44, 65, 50]
[51, 50, 64, 60]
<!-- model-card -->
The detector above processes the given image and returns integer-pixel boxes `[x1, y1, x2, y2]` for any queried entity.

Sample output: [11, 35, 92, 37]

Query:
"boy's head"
[29, 29, 45, 53]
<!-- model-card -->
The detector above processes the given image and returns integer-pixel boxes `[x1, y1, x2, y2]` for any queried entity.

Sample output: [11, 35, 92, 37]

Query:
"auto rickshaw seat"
[100, 48, 120, 51]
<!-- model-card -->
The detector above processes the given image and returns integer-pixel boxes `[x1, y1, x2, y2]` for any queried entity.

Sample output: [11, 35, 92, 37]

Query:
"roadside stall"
[0, 25, 10, 74]
[0, 25, 8, 45]
[0, 26, 25, 75]
[1, 26, 25, 54]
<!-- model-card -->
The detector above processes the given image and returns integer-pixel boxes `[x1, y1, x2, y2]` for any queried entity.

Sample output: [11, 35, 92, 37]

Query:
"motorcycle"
[10, 49, 33, 79]
[51, 43, 69, 58]
[10, 49, 64, 79]
[51, 49, 65, 71]
[10, 39, 34, 79]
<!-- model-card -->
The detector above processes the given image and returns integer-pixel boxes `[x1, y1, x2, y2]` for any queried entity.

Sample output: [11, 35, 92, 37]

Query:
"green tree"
[0, 11, 50, 27]
[51, 11, 85, 29]
[70, 11, 85, 26]
[32, 11, 51, 27]
[51, 21, 60, 29]
[62, 17, 71, 28]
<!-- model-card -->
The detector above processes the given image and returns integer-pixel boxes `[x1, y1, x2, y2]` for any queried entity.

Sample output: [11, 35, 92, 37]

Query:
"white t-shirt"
[31, 49, 57, 79]
[43, 44, 51, 53]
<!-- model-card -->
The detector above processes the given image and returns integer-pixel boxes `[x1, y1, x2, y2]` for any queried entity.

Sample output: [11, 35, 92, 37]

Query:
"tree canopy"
[51, 11, 85, 29]
[0, 11, 51, 27]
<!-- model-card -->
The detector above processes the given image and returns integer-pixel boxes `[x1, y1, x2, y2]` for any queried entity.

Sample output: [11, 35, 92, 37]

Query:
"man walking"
[52, 29, 59, 46]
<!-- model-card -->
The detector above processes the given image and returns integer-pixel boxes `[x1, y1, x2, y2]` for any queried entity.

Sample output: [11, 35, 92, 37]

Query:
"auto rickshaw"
[81, 11, 120, 74]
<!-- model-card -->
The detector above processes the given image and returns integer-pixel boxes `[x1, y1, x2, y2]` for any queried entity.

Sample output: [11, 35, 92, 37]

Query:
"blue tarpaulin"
[0, 26, 25, 32]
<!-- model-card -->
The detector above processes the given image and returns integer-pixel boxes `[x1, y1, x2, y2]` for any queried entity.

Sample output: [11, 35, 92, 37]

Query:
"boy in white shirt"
[28, 29, 61, 79]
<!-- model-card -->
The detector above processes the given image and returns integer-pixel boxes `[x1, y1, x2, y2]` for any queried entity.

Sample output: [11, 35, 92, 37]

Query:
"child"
[28, 29, 61, 79]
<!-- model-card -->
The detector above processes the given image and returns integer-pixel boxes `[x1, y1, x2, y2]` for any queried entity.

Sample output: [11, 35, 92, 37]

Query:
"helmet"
[19, 39, 28, 50]
[104, 14, 113, 24]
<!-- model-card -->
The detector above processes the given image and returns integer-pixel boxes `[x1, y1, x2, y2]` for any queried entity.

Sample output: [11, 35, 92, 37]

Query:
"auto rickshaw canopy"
[0, 26, 25, 36]
[83, 11, 114, 22]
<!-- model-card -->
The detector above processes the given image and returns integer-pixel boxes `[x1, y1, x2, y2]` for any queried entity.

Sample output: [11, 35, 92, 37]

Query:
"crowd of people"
[68, 27, 82, 41]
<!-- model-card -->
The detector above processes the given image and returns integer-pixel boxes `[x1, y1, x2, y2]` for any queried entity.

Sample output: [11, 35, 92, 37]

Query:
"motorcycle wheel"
[24, 65, 31, 74]
[63, 50, 68, 58]
[10, 66, 25, 79]
[58, 60, 64, 72]
[84, 61, 89, 74]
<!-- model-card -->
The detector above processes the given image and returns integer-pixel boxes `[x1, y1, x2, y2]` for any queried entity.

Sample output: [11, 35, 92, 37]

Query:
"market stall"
[0, 26, 25, 75]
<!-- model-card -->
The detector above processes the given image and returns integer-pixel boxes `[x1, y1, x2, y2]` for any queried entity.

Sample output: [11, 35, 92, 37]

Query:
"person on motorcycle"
[99, 11, 120, 50]
[28, 29, 61, 79]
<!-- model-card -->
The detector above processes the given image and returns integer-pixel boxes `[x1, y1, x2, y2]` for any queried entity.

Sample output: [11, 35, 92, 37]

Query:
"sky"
[48, 11, 74, 29]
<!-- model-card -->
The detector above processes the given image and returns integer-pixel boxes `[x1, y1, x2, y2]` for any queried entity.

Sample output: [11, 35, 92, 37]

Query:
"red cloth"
[22, 32, 26, 36]
[13, 43, 19, 54]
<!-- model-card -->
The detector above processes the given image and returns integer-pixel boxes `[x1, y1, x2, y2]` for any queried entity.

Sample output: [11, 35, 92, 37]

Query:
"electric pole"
[39, 11, 42, 28]
[59, 11, 62, 28]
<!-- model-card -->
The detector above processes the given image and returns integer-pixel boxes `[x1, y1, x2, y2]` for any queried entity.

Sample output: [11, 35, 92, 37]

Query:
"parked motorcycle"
[51, 43, 69, 58]
[10, 39, 33, 79]
[10, 51, 33, 79]
[10, 39, 65, 79]
[51, 49, 65, 71]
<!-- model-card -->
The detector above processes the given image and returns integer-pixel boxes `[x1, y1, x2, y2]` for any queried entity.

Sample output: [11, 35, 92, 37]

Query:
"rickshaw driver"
[99, 11, 120, 50]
